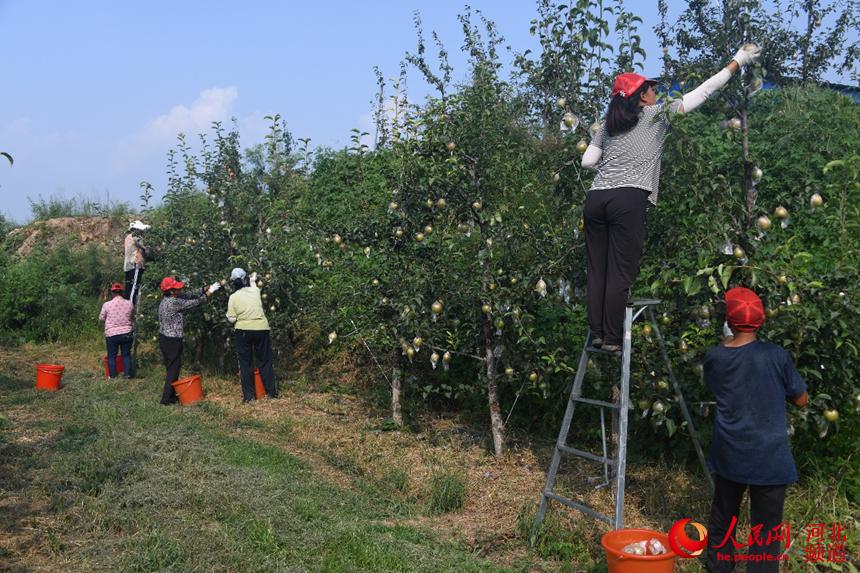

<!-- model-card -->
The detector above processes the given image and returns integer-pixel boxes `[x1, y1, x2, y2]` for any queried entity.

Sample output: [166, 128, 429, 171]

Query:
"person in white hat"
[226, 267, 277, 402]
[124, 220, 151, 304]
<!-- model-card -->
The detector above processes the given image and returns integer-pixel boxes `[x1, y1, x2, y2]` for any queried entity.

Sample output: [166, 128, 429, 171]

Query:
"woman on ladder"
[580, 44, 761, 352]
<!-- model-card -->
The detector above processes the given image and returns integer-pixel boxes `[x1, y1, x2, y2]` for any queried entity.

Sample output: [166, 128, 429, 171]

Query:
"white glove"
[733, 43, 761, 68]
[207, 282, 221, 294]
[249, 272, 258, 285]
[226, 315, 237, 324]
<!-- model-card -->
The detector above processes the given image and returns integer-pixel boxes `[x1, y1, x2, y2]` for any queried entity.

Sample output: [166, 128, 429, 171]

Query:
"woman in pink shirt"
[99, 283, 136, 378]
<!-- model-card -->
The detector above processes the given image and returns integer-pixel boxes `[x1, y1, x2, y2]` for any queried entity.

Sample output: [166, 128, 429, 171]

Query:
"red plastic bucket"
[171, 375, 204, 405]
[601, 529, 676, 573]
[237, 368, 267, 399]
[253, 368, 266, 399]
[103, 355, 124, 377]
[36, 364, 65, 391]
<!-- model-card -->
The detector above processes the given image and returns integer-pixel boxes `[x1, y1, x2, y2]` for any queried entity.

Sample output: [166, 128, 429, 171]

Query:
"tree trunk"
[480, 260, 505, 457]
[484, 321, 505, 457]
[391, 354, 403, 426]
[193, 333, 205, 371]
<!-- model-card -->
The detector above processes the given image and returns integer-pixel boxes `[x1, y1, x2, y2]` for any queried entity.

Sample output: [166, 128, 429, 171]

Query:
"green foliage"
[93, 2, 860, 465]
[518, 504, 603, 568]
[427, 471, 465, 514]
[0, 244, 112, 343]
[0, 213, 16, 239]
[640, 86, 860, 457]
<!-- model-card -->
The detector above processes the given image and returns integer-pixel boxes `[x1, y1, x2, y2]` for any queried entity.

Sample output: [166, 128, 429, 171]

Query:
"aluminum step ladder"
[531, 298, 713, 540]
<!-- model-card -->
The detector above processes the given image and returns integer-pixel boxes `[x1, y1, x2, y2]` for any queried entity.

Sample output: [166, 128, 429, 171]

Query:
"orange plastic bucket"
[103, 355, 124, 377]
[35, 364, 65, 391]
[601, 529, 676, 573]
[253, 368, 266, 399]
[171, 375, 204, 405]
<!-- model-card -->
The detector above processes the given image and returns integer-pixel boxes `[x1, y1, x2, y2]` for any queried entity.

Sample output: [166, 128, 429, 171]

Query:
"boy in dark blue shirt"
[704, 287, 808, 572]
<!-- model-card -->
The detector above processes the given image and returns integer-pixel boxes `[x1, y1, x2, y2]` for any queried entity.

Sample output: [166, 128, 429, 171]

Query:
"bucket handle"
[174, 378, 196, 398]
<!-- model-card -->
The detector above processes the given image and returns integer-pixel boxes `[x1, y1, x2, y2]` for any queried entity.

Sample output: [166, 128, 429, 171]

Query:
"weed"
[428, 471, 465, 515]
[382, 468, 409, 493]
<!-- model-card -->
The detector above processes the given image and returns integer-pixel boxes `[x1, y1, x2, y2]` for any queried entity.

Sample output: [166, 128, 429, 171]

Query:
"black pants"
[706, 475, 787, 573]
[125, 268, 144, 304]
[584, 187, 649, 345]
[106, 332, 134, 378]
[235, 329, 277, 401]
[159, 335, 183, 405]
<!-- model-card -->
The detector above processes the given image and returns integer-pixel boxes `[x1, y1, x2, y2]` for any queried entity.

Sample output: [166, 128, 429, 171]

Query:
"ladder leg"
[613, 306, 633, 529]
[647, 307, 715, 494]
[531, 333, 592, 543]
[600, 408, 609, 486]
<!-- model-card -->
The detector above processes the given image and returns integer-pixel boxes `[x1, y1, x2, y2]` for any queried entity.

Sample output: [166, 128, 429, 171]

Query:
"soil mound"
[5, 216, 130, 257]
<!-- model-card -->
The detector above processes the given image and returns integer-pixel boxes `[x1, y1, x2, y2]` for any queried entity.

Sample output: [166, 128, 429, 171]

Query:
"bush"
[0, 244, 114, 343]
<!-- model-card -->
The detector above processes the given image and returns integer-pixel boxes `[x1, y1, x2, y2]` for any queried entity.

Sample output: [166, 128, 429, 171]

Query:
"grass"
[1, 341, 857, 572]
[427, 471, 466, 515]
[0, 350, 506, 572]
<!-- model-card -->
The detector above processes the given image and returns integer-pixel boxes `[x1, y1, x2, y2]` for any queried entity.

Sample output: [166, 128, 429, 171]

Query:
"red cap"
[725, 287, 765, 332]
[110, 282, 124, 293]
[612, 73, 657, 99]
[160, 276, 185, 292]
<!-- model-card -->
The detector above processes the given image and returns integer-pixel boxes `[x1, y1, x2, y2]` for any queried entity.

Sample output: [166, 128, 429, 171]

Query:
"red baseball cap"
[725, 287, 765, 332]
[612, 73, 657, 99]
[110, 282, 124, 293]
[160, 276, 185, 292]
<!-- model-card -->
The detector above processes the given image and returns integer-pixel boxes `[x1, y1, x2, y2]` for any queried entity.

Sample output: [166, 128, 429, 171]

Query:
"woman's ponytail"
[605, 83, 650, 137]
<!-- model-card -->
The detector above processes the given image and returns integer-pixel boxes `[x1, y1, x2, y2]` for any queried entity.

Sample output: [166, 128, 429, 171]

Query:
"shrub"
[0, 243, 113, 343]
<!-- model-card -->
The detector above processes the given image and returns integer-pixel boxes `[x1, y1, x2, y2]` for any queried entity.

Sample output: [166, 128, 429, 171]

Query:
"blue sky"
[0, 1, 855, 222]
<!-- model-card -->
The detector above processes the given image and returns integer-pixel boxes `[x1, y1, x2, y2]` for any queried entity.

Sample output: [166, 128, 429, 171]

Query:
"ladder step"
[558, 445, 617, 466]
[630, 297, 661, 306]
[586, 345, 638, 357]
[586, 345, 622, 355]
[571, 396, 622, 409]
[544, 492, 613, 525]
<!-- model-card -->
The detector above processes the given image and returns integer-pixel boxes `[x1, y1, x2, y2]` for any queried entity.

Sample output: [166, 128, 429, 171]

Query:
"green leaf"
[666, 418, 676, 438]
[708, 275, 719, 294]
[823, 159, 845, 173]
[720, 265, 734, 289]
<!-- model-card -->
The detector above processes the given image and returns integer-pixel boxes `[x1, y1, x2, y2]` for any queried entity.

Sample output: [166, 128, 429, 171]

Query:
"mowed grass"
[3, 344, 857, 573]
[0, 358, 506, 572]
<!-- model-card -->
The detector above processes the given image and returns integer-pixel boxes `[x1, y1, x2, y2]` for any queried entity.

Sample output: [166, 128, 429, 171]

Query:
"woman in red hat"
[157, 276, 221, 405]
[580, 45, 761, 352]
[704, 287, 808, 572]
[99, 282, 135, 378]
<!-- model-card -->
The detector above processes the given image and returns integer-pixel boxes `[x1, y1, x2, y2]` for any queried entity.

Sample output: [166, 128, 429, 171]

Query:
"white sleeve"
[581, 126, 604, 170]
[581, 145, 602, 170]
[679, 67, 732, 114]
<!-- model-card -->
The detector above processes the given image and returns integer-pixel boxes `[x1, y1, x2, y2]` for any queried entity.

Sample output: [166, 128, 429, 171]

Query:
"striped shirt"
[99, 296, 135, 337]
[158, 293, 206, 338]
[589, 101, 682, 205]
